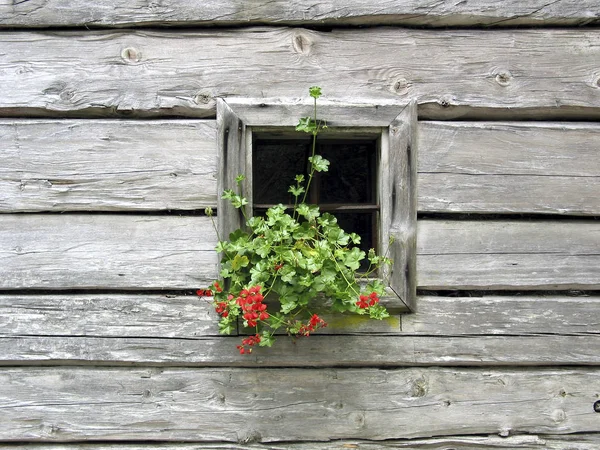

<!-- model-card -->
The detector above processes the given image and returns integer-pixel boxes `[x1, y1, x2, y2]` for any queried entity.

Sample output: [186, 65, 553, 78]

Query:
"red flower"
[297, 314, 327, 337]
[213, 281, 223, 293]
[357, 292, 380, 309]
[357, 295, 369, 309]
[196, 289, 213, 297]
[368, 292, 380, 306]
[237, 334, 261, 354]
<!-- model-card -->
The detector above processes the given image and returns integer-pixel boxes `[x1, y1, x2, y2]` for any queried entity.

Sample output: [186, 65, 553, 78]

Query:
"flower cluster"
[356, 292, 380, 309]
[199, 87, 392, 354]
[237, 334, 261, 354]
[297, 314, 328, 336]
[236, 285, 269, 327]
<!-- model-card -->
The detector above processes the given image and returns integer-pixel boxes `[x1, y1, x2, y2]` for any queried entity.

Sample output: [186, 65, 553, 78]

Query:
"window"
[252, 133, 378, 263]
[217, 99, 417, 312]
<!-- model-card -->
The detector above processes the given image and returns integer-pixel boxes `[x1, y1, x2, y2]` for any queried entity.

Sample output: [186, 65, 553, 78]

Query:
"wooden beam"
[404, 296, 600, 336]
[2, 295, 598, 339]
[418, 122, 600, 215]
[0, 215, 218, 290]
[0, 119, 217, 212]
[1, 1, 598, 28]
[417, 220, 600, 290]
[2, 435, 600, 449]
[1, 28, 600, 117]
[0, 294, 401, 337]
[387, 102, 417, 310]
[0, 367, 598, 441]
[1, 335, 600, 366]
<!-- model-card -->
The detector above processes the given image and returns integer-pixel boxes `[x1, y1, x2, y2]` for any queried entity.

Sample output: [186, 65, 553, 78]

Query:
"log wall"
[1, 2, 599, 447]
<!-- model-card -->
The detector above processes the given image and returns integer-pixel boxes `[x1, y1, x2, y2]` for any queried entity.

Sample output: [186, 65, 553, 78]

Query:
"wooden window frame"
[217, 98, 417, 312]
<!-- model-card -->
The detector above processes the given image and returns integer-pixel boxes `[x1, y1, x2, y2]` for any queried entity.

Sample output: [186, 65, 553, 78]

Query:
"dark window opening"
[252, 134, 379, 256]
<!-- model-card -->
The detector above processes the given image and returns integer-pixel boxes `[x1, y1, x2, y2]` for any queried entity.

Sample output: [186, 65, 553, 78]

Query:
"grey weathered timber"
[2, 334, 600, 366]
[0, 295, 222, 338]
[1, 1, 598, 28]
[417, 220, 600, 290]
[0, 120, 217, 212]
[0, 295, 400, 337]
[0, 367, 598, 441]
[216, 99, 248, 243]
[3, 435, 600, 449]
[0, 215, 218, 290]
[3, 295, 598, 339]
[2, 29, 600, 117]
[403, 296, 600, 336]
[386, 102, 417, 311]
[418, 122, 600, 215]
[2, 435, 600, 449]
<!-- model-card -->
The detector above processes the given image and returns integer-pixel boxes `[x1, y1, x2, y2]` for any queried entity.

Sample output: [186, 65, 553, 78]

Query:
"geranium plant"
[200, 87, 392, 354]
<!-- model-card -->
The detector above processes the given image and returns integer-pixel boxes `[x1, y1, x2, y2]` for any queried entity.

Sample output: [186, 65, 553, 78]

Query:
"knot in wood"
[594, 400, 600, 412]
[494, 70, 513, 86]
[194, 92, 212, 105]
[292, 32, 313, 55]
[438, 95, 454, 108]
[392, 78, 410, 95]
[121, 47, 142, 64]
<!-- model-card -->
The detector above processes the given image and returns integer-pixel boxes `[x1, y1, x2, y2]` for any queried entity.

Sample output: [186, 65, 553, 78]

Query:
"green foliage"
[204, 87, 392, 354]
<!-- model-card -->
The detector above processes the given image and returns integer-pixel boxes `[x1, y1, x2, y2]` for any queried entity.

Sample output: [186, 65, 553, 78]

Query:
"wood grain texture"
[417, 220, 600, 290]
[403, 295, 600, 336]
[2, 28, 600, 117]
[0, 294, 221, 338]
[1, 1, 598, 27]
[2, 334, 600, 366]
[0, 367, 598, 441]
[418, 122, 600, 215]
[2, 294, 598, 339]
[217, 98, 249, 243]
[0, 215, 218, 290]
[0, 119, 217, 212]
[3, 435, 600, 449]
[0, 294, 401, 337]
[386, 102, 417, 310]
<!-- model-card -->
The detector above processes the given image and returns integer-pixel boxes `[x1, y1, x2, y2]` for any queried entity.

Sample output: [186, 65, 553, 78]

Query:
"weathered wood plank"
[1, 1, 598, 28]
[0, 295, 401, 337]
[2, 29, 600, 117]
[417, 220, 600, 290]
[2, 335, 599, 366]
[403, 296, 600, 336]
[0, 367, 598, 441]
[418, 122, 600, 215]
[2, 435, 600, 449]
[0, 215, 218, 290]
[4, 295, 599, 339]
[386, 102, 418, 311]
[0, 295, 221, 338]
[3, 435, 600, 449]
[0, 120, 217, 212]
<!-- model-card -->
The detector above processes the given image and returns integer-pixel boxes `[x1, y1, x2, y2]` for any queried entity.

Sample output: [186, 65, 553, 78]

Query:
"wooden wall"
[1, 2, 600, 448]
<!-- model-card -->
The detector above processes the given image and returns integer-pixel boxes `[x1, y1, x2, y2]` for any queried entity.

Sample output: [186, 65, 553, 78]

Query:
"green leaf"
[288, 185, 305, 197]
[259, 331, 275, 347]
[218, 321, 235, 335]
[344, 247, 365, 271]
[309, 86, 322, 99]
[231, 254, 249, 271]
[235, 174, 246, 184]
[308, 154, 330, 172]
[296, 203, 320, 222]
[296, 116, 317, 134]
